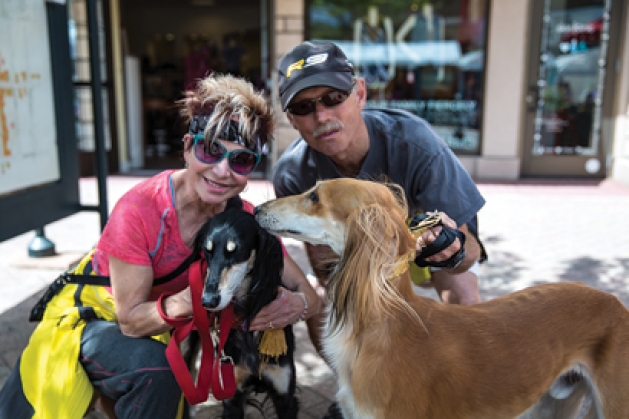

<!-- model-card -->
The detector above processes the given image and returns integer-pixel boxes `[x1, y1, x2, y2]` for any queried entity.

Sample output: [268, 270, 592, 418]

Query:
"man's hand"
[411, 211, 479, 272]
[415, 211, 462, 265]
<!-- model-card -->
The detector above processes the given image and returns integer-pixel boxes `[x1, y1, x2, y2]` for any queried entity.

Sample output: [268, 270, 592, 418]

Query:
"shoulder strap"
[153, 251, 201, 285]
[66, 251, 201, 286]
[63, 196, 243, 287]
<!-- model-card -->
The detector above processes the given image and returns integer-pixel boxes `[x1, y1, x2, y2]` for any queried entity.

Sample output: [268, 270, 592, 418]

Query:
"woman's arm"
[110, 256, 192, 337]
[247, 253, 321, 331]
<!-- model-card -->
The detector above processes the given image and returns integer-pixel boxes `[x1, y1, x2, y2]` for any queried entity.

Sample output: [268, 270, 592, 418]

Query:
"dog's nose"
[253, 205, 261, 216]
[202, 295, 221, 309]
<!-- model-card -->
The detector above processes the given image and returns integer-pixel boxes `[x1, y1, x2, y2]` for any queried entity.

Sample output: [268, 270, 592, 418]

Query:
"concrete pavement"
[1, 174, 629, 418]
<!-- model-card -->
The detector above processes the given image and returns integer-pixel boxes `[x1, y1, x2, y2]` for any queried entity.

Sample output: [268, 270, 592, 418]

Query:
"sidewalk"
[1, 175, 629, 418]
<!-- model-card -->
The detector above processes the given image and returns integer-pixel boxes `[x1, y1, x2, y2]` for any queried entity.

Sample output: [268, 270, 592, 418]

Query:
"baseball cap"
[277, 41, 354, 110]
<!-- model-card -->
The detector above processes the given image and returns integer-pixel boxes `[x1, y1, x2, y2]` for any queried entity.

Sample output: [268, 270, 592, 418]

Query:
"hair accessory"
[189, 116, 262, 154]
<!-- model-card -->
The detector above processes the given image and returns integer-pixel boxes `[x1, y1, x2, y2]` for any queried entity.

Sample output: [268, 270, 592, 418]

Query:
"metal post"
[28, 227, 56, 257]
[86, 0, 109, 231]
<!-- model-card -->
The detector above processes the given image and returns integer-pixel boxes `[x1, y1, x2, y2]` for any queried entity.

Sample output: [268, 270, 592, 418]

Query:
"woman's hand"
[161, 287, 193, 319]
[247, 287, 306, 331]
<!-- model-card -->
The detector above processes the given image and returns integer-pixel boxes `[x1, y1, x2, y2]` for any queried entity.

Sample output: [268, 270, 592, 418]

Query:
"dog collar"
[389, 252, 415, 280]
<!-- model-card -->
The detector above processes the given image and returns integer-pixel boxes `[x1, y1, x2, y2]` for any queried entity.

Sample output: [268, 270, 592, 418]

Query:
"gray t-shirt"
[272, 108, 485, 234]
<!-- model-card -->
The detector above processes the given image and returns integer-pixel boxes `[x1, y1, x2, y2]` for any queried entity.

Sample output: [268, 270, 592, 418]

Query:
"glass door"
[522, 0, 617, 177]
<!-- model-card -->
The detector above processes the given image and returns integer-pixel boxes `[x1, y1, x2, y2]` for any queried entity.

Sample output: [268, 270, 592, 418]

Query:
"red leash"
[157, 259, 237, 404]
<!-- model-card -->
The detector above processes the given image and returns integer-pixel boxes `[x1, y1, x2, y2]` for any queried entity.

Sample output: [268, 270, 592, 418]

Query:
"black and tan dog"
[190, 208, 298, 419]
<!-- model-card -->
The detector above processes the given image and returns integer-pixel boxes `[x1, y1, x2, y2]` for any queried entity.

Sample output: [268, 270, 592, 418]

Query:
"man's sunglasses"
[193, 135, 261, 175]
[287, 88, 353, 116]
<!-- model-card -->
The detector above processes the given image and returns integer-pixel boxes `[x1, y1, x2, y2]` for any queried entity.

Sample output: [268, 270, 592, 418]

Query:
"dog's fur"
[255, 178, 629, 419]
[191, 208, 298, 419]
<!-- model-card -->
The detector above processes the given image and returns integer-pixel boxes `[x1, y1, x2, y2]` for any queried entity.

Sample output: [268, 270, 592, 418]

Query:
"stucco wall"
[610, 1, 629, 186]
[474, 0, 529, 179]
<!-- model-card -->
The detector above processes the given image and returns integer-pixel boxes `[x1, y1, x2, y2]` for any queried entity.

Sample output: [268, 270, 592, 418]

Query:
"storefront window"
[531, 0, 609, 156]
[307, 0, 489, 154]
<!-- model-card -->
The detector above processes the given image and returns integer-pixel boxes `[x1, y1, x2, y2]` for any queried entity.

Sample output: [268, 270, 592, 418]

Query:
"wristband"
[295, 292, 308, 321]
[156, 293, 189, 328]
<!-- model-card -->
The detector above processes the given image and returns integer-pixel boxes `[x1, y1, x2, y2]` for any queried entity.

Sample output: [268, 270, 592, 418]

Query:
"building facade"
[67, 0, 629, 183]
[273, 0, 629, 183]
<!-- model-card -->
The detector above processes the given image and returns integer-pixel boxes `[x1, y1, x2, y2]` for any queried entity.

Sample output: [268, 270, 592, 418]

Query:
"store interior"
[118, 0, 267, 175]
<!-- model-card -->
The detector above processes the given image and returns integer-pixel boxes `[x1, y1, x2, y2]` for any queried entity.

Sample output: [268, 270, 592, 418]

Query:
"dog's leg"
[519, 384, 586, 419]
[262, 362, 298, 419]
[221, 389, 247, 419]
[336, 383, 373, 419]
[269, 389, 298, 419]
[518, 367, 604, 419]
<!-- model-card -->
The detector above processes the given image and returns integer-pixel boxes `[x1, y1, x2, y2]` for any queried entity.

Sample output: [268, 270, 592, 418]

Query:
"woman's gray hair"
[179, 73, 275, 152]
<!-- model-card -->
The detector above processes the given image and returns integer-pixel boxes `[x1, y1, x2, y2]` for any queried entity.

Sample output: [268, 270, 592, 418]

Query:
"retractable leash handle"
[409, 213, 467, 269]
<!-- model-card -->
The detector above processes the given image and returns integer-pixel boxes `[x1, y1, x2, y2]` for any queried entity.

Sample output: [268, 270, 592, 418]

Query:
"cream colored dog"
[255, 178, 629, 419]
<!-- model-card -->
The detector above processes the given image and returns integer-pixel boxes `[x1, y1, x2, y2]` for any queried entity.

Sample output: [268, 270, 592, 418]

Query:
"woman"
[0, 74, 320, 419]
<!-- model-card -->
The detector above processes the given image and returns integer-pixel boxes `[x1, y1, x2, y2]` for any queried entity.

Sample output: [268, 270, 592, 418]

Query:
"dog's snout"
[202, 294, 221, 310]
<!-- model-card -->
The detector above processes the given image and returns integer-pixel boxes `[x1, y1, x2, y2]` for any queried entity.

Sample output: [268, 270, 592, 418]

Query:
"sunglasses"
[193, 135, 261, 175]
[287, 87, 353, 116]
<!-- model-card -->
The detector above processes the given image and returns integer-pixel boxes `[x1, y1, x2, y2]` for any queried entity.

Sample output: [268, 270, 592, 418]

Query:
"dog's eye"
[226, 240, 236, 252]
[205, 240, 213, 251]
[309, 190, 319, 203]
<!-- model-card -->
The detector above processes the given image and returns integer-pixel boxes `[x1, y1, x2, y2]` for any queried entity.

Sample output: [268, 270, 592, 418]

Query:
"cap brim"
[281, 71, 353, 110]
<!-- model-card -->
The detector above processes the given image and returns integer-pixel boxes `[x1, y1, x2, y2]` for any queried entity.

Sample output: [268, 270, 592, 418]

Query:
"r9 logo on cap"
[305, 53, 328, 67]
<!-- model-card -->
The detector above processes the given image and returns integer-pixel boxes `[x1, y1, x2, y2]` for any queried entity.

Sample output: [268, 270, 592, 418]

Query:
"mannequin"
[395, 2, 445, 99]
[353, 5, 395, 99]
[396, 3, 442, 43]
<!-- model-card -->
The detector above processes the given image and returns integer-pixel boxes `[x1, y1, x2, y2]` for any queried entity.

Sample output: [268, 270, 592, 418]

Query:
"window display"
[308, 0, 489, 154]
[530, 0, 609, 156]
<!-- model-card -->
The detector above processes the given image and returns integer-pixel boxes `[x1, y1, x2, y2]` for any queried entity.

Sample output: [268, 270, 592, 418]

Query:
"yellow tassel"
[259, 329, 287, 362]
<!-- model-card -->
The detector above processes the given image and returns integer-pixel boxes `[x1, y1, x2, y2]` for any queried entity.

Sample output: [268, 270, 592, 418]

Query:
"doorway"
[522, 0, 621, 177]
[119, 0, 270, 174]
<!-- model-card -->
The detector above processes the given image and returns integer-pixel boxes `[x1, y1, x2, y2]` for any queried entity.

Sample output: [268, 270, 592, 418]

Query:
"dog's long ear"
[330, 192, 414, 335]
[243, 226, 284, 326]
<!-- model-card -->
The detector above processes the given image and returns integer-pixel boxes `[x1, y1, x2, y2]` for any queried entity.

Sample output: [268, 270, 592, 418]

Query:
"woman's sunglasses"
[193, 135, 261, 175]
[287, 88, 353, 116]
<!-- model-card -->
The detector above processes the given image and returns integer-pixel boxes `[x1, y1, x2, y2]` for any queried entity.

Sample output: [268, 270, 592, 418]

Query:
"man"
[272, 40, 486, 417]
